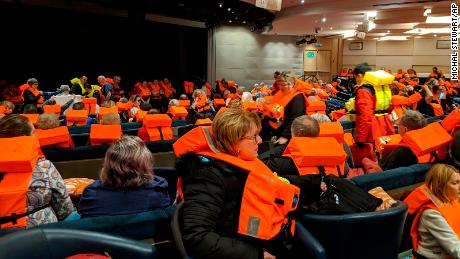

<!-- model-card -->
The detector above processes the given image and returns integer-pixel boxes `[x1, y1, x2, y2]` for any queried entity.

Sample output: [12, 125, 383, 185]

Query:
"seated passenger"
[0, 115, 74, 227]
[379, 110, 427, 170]
[405, 164, 460, 259]
[78, 135, 170, 218]
[100, 112, 121, 125]
[0, 100, 15, 115]
[36, 113, 74, 149]
[64, 102, 94, 126]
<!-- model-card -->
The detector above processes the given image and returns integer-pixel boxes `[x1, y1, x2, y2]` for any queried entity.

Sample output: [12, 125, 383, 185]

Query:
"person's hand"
[263, 251, 276, 259]
[275, 137, 288, 145]
[51, 96, 55, 100]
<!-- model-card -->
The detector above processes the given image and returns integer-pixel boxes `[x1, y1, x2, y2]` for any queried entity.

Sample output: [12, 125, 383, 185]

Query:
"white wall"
[342, 38, 451, 73]
[215, 26, 303, 88]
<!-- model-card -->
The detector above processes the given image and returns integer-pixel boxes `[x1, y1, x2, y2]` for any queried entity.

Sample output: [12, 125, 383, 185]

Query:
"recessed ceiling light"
[300, 0, 305, 3]
[423, 8, 432, 16]
[405, 27, 450, 34]
[229, 20, 232, 23]
[322, 17, 326, 22]
[387, 30, 391, 33]
[366, 11, 377, 19]
[219, 3, 223, 8]
[228, 8, 231, 11]
[329, 27, 333, 30]
[379, 36, 408, 41]
[426, 16, 450, 23]
[434, 34, 437, 37]
[243, 21, 246, 24]
[373, 37, 380, 40]
[235, 17, 238, 20]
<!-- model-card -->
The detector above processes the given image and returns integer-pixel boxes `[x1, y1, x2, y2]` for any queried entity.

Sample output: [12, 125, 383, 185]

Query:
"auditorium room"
[0, 0, 458, 258]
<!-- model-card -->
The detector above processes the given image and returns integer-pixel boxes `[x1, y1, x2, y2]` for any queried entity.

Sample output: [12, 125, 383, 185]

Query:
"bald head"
[291, 115, 320, 137]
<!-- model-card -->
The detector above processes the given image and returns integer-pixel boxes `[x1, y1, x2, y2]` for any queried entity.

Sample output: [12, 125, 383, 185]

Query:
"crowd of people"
[0, 64, 459, 259]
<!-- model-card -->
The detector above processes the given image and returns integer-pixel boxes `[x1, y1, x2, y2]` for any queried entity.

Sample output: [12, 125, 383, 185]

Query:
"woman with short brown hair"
[78, 135, 170, 217]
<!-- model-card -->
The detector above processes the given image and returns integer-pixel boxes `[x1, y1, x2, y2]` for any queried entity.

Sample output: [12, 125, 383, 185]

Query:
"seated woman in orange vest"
[0, 115, 74, 227]
[174, 108, 300, 259]
[78, 135, 170, 218]
[262, 71, 307, 144]
[137, 108, 160, 142]
[0, 101, 14, 115]
[191, 89, 214, 117]
[379, 110, 427, 170]
[404, 164, 460, 259]
[167, 99, 188, 120]
[22, 78, 44, 108]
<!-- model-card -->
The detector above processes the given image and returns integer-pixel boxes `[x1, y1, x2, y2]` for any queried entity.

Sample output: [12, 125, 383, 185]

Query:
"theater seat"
[0, 228, 156, 259]
[300, 201, 408, 259]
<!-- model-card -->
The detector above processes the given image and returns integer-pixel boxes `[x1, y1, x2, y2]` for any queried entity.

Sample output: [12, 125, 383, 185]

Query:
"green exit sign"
[307, 51, 315, 58]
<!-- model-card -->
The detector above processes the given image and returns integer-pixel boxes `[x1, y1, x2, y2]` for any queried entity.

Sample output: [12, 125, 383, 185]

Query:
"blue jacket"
[78, 175, 171, 218]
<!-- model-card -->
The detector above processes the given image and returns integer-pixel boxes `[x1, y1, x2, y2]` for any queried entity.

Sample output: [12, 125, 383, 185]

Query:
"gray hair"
[168, 99, 180, 107]
[97, 75, 106, 81]
[291, 115, 320, 137]
[400, 110, 427, 131]
[27, 78, 38, 86]
[37, 113, 60, 130]
[310, 113, 332, 124]
[60, 85, 70, 93]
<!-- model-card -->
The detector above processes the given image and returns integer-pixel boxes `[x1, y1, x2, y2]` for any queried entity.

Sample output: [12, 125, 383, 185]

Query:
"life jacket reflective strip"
[66, 110, 88, 126]
[430, 103, 444, 116]
[89, 124, 122, 146]
[70, 78, 86, 94]
[0, 136, 40, 228]
[283, 137, 347, 177]
[82, 98, 97, 115]
[264, 91, 307, 129]
[178, 100, 191, 108]
[243, 101, 258, 112]
[168, 106, 188, 119]
[195, 118, 213, 125]
[116, 101, 133, 113]
[35, 126, 74, 149]
[401, 123, 452, 162]
[143, 114, 173, 141]
[441, 108, 460, 134]
[183, 81, 194, 94]
[135, 110, 147, 122]
[43, 104, 61, 115]
[20, 114, 39, 126]
[306, 100, 326, 115]
[98, 106, 118, 120]
[213, 98, 225, 108]
[173, 126, 300, 240]
[195, 97, 211, 112]
[404, 184, 460, 251]
[319, 122, 344, 143]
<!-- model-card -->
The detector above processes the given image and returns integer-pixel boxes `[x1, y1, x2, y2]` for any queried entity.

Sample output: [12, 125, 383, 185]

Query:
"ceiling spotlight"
[243, 21, 246, 24]
[229, 20, 232, 23]
[329, 27, 333, 30]
[235, 17, 238, 20]
[228, 8, 231, 11]
[387, 30, 391, 33]
[219, 3, 223, 8]
[322, 17, 326, 22]
[300, 0, 305, 3]
[434, 34, 437, 37]
[423, 8, 432, 16]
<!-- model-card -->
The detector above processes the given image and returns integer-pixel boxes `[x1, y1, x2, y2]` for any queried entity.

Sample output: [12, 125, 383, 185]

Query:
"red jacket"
[355, 86, 376, 143]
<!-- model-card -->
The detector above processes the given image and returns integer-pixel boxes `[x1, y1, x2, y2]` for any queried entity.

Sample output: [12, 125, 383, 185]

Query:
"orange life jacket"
[294, 79, 313, 95]
[391, 95, 411, 119]
[283, 137, 347, 177]
[105, 78, 114, 86]
[204, 82, 212, 97]
[317, 91, 330, 99]
[116, 101, 133, 113]
[89, 124, 122, 146]
[306, 100, 326, 115]
[183, 81, 194, 94]
[43, 104, 61, 116]
[20, 114, 39, 126]
[66, 110, 88, 126]
[0, 106, 5, 114]
[151, 83, 161, 98]
[243, 101, 258, 112]
[98, 106, 118, 121]
[0, 136, 40, 228]
[178, 99, 191, 108]
[160, 82, 174, 98]
[213, 98, 225, 108]
[142, 114, 174, 141]
[26, 87, 44, 104]
[35, 126, 74, 149]
[111, 86, 125, 100]
[330, 109, 347, 121]
[264, 91, 307, 129]
[135, 83, 152, 98]
[319, 122, 344, 143]
[195, 96, 211, 112]
[430, 103, 444, 116]
[404, 184, 460, 252]
[217, 80, 226, 94]
[441, 108, 460, 134]
[82, 98, 97, 115]
[168, 106, 188, 120]
[227, 80, 236, 90]
[135, 110, 147, 122]
[173, 126, 300, 240]
[195, 118, 213, 125]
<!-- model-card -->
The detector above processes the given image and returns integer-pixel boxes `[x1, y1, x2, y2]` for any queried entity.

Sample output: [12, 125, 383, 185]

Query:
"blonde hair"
[37, 113, 60, 130]
[101, 100, 116, 108]
[212, 108, 260, 155]
[100, 112, 121, 125]
[425, 163, 459, 203]
[227, 98, 243, 109]
[100, 135, 153, 190]
[0, 101, 14, 111]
